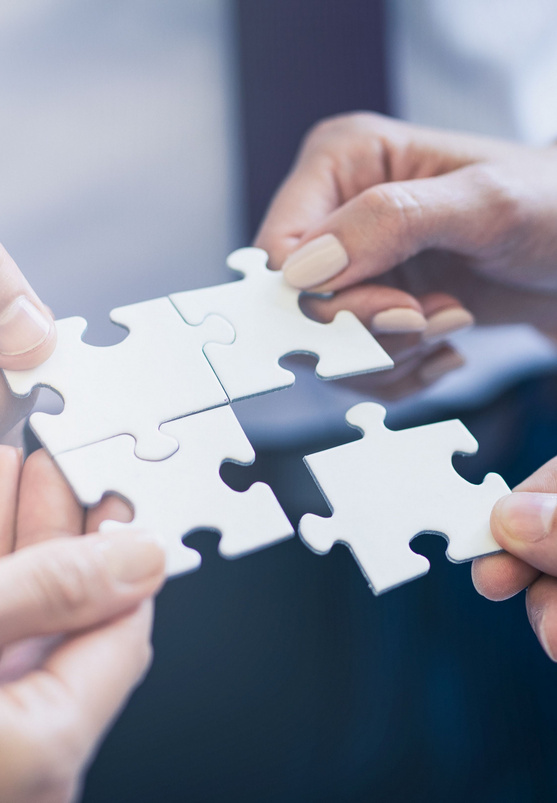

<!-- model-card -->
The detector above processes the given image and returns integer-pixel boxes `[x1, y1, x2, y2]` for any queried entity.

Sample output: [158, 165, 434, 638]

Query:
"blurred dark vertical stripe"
[233, 0, 388, 238]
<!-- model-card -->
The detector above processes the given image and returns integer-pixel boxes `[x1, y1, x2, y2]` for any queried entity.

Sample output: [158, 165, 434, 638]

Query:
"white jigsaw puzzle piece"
[55, 405, 294, 576]
[4, 297, 234, 461]
[170, 247, 393, 401]
[299, 402, 510, 595]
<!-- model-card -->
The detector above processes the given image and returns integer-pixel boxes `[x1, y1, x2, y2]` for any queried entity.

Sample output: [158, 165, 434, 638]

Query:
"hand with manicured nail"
[299, 291, 466, 400]
[256, 112, 557, 339]
[473, 457, 557, 662]
[0, 244, 56, 370]
[330, 342, 465, 402]
[0, 446, 165, 803]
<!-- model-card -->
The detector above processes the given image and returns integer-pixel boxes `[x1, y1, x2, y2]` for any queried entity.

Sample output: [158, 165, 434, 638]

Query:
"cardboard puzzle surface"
[4, 248, 508, 589]
[56, 405, 294, 576]
[6, 297, 234, 461]
[170, 247, 393, 401]
[300, 402, 509, 594]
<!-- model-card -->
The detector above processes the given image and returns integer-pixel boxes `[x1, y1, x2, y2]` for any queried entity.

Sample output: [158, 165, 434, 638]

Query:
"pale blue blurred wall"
[0, 0, 243, 343]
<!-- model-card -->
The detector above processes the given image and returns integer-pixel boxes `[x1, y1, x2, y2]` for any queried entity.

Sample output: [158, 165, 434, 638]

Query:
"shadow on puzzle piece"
[55, 405, 294, 576]
[0, 371, 38, 445]
[170, 247, 393, 401]
[299, 403, 510, 595]
[4, 297, 234, 461]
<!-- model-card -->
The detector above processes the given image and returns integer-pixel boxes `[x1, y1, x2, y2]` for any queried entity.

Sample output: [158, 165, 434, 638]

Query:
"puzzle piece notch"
[5, 298, 235, 461]
[55, 405, 294, 576]
[170, 247, 393, 402]
[299, 402, 510, 595]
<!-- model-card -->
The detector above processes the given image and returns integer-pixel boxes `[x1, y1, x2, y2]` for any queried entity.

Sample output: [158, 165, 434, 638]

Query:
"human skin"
[473, 461, 557, 662]
[255, 112, 557, 660]
[0, 243, 57, 370]
[0, 446, 165, 802]
[256, 112, 557, 295]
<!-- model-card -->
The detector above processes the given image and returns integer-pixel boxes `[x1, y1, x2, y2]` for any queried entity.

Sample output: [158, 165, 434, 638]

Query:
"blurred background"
[2, 1, 557, 800]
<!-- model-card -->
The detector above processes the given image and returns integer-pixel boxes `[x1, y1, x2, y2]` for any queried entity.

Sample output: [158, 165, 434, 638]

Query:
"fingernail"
[423, 307, 475, 340]
[371, 307, 427, 334]
[418, 349, 465, 383]
[496, 493, 557, 543]
[0, 296, 52, 356]
[535, 613, 557, 662]
[282, 234, 349, 289]
[99, 530, 166, 584]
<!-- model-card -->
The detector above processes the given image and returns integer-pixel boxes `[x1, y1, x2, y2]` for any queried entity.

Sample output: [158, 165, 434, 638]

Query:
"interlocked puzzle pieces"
[4, 247, 509, 590]
[4, 248, 391, 576]
[299, 403, 509, 595]
[6, 249, 391, 459]
[5, 297, 234, 461]
[56, 406, 294, 576]
[170, 247, 393, 400]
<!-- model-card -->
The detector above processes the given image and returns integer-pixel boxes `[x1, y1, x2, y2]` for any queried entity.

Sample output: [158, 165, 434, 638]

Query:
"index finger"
[254, 152, 341, 269]
[16, 449, 84, 549]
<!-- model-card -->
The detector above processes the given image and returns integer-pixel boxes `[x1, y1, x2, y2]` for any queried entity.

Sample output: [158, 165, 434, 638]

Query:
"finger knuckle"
[303, 114, 353, 144]
[301, 112, 386, 154]
[302, 116, 337, 144]
[299, 119, 334, 157]
[469, 163, 527, 234]
[362, 183, 425, 252]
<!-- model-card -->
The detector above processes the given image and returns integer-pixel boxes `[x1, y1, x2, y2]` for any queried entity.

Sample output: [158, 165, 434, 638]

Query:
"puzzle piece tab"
[299, 403, 509, 595]
[4, 297, 234, 461]
[170, 247, 393, 401]
[55, 405, 294, 576]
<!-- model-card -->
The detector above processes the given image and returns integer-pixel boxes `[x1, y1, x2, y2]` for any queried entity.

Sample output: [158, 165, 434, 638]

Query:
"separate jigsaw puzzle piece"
[4, 298, 235, 461]
[299, 402, 510, 595]
[344, 403, 481, 458]
[55, 405, 294, 576]
[170, 247, 393, 401]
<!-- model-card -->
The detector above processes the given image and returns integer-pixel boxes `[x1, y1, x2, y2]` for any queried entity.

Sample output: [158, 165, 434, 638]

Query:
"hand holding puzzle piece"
[4, 248, 507, 590]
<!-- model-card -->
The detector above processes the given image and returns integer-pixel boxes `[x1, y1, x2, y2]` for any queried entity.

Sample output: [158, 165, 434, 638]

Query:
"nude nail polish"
[0, 296, 52, 356]
[423, 307, 475, 340]
[371, 307, 427, 334]
[536, 613, 557, 662]
[282, 234, 349, 289]
[419, 349, 465, 383]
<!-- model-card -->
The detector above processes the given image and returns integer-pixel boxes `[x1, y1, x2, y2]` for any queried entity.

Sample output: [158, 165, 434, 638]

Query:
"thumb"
[281, 162, 512, 291]
[490, 456, 557, 577]
[0, 531, 165, 647]
[0, 244, 56, 370]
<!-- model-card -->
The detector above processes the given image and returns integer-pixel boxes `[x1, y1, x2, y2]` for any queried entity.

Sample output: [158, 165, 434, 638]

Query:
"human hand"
[0, 242, 57, 442]
[473, 458, 557, 662]
[0, 446, 165, 803]
[299, 288, 465, 401]
[299, 249, 557, 401]
[256, 113, 557, 338]
[0, 243, 56, 371]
